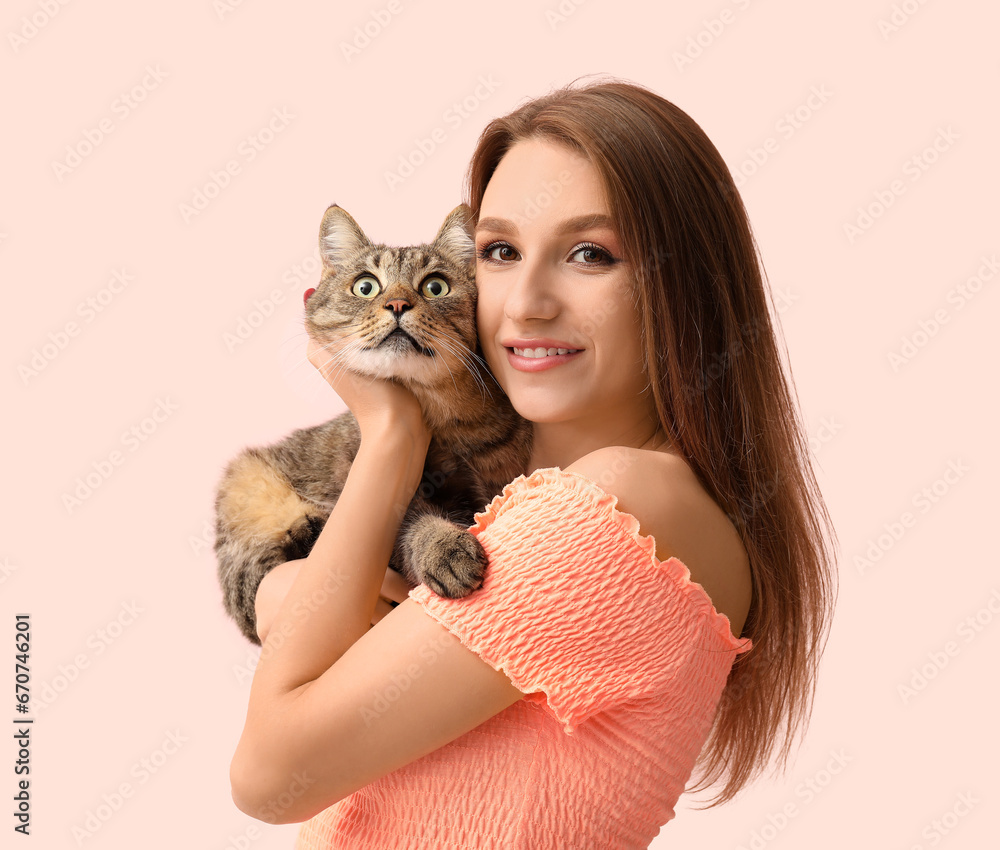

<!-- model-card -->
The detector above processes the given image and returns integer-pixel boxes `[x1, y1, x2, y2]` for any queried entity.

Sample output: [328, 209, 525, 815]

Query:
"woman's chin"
[506, 396, 579, 426]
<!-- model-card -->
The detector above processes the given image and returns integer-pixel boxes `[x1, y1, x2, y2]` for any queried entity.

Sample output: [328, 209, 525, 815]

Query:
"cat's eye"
[420, 277, 450, 298]
[351, 276, 381, 299]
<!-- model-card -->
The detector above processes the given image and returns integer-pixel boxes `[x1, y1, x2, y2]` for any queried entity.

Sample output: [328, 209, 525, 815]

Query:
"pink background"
[3, 1, 997, 847]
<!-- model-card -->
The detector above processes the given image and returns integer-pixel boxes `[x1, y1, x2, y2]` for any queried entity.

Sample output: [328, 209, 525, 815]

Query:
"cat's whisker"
[288, 330, 366, 374]
[433, 331, 495, 404]
[282, 262, 506, 411]
[419, 330, 464, 398]
[449, 349, 492, 404]
[287, 334, 373, 408]
[434, 337, 488, 404]
[433, 321, 506, 399]
[217, 208, 533, 649]
[278, 329, 312, 351]
[463, 347, 507, 396]
[324, 338, 369, 384]
[279, 326, 355, 362]
[435, 316, 501, 383]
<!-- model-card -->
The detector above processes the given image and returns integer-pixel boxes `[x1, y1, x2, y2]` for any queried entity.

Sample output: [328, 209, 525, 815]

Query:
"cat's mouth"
[378, 328, 435, 357]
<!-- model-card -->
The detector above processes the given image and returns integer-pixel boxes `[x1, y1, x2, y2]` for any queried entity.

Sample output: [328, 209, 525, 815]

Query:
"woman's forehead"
[484, 139, 599, 200]
[477, 141, 617, 237]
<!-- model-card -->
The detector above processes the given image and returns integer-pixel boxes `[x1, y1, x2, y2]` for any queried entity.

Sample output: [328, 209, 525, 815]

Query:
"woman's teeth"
[513, 347, 580, 358]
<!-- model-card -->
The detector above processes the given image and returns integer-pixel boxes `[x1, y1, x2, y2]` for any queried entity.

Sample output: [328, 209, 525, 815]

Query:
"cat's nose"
[385, 299, 412, 316]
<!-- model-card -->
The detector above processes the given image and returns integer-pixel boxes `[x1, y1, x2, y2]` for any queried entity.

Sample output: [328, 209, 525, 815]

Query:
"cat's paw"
[410, 523, 488, 599]
[284, 513, 325, 559]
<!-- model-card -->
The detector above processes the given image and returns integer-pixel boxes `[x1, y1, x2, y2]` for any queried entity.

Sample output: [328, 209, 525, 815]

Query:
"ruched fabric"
[296, 467, 751, 849]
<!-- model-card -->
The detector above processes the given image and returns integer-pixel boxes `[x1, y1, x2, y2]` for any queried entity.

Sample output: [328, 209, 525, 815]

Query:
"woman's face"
[474, 138, 651, 430]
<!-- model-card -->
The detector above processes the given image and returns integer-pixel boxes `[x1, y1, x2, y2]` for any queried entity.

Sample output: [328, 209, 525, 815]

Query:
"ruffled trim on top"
[469, 466, 752, 653]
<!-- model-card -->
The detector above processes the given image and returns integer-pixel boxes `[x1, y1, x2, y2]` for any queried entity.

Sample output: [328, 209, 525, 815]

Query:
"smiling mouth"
[510, 346, 582, 359]
[379, 328, 435, 357]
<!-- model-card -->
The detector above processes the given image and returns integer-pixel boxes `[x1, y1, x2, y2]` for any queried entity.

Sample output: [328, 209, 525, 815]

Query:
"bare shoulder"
[564, 446, 751, 637]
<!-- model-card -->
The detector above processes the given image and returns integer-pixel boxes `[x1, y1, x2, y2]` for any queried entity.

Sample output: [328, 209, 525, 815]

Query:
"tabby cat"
[215, 203, 531, 644]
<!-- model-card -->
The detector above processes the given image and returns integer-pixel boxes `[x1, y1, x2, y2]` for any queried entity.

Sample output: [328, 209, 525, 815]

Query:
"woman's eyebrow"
[476, 213, 616, 236]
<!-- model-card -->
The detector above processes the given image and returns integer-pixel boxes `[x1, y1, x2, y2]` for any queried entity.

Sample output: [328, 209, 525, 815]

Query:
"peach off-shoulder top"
[296, 467, 751, 850]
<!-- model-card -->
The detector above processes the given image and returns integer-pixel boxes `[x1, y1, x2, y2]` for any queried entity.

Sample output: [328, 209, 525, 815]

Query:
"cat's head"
[305, 204, 479, 389]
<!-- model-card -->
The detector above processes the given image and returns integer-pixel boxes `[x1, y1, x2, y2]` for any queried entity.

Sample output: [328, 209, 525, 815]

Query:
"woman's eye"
[420, 277, 450, 298]
[477, 240, 616, 266]
[569, 243, 614, 264]
[478, 242, 518, 263]
[351, 276, 381, 298]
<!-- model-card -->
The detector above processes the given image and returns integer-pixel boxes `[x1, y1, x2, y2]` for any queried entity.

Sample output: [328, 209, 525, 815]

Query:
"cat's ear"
[319, 204, 372, 269]
[432, 204, 475, 270]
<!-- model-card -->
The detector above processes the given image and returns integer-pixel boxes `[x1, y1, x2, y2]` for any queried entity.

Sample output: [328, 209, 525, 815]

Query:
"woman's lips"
[505, 346, 583, 372]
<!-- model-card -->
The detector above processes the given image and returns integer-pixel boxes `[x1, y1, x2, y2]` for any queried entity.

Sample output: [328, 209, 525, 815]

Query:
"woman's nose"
[503, 258, 558, 322]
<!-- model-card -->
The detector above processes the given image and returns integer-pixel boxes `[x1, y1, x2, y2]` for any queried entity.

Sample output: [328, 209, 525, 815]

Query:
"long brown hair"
[463, 76, 838, 806]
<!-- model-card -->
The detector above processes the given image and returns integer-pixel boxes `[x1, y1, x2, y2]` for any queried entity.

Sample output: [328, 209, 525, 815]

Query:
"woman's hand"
[306, 330, 430, 447]
[253, 329, 430, 643]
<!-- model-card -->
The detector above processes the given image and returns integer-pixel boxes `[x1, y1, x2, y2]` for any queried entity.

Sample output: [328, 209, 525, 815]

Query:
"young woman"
[229, 78, 837, 848]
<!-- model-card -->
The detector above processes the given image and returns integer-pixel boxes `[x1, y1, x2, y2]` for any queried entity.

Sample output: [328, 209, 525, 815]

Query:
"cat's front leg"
[396, 509, 488, 598]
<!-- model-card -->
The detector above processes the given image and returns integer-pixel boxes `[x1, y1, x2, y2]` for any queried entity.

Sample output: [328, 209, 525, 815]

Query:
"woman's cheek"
[475, 286, 501, 344]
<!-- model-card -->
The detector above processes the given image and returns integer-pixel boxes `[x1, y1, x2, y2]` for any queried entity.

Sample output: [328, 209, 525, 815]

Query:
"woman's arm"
[255, 559, 410, 644]
[253, 558, 301, 645]
[229, 336, 525, 823]
[255, 428, 428, 687]
[229, 425, 526, 823]
[244, 332, 432, 686]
